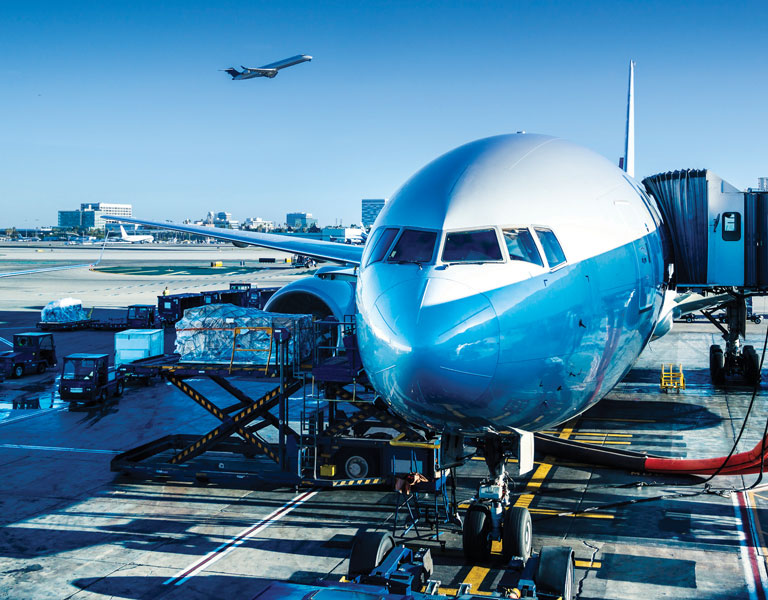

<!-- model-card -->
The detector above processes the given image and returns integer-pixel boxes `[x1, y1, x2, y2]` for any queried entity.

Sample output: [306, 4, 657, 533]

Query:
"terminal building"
[58, 202, 132, 230]
[361, 198, 386, 228]
[286, 212, 318, 229]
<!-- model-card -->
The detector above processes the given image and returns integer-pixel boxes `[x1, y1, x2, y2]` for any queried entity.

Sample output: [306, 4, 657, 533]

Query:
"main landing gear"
[705, 295, 761, 386]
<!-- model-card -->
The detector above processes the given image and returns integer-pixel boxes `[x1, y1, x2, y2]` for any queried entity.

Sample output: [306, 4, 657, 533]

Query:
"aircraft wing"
[108, 216, 364, 265]
[243, 68, 278, 76]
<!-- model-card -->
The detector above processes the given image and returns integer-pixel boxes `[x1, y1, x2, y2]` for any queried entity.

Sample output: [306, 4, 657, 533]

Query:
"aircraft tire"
[710, 345, 725, 386]
[502, 506, 532, 564]
[744, 346, 760, 386]
[535, 546, 575, 600]
[463, 505, 492, 563]
[347, 531, 394, 578]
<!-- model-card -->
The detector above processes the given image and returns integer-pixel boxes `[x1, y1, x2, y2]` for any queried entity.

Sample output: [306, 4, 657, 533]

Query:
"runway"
[1, 245, 768, 598]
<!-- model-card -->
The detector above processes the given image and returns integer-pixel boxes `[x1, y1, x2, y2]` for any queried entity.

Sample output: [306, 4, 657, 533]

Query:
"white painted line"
[0, 336, 13, 347]
[742, 491, 768, 598]
[733, 492, 763, 600]
[164, 488, 318, 586]
[0, 407, 66, 426]
[0, 443, 118, 454]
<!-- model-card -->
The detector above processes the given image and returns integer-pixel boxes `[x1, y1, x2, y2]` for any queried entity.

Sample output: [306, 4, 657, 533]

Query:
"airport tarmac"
[2, 246, 768, 599]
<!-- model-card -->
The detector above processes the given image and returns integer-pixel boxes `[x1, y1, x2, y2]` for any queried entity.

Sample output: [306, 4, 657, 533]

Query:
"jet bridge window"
[534, 228, 566, 268]
[387, 229, 437, 264]
[442, 229, 503, 263]
[364, 227, 399, 267]
[502, 228, 543, 267]
[722, 212, 741, 242]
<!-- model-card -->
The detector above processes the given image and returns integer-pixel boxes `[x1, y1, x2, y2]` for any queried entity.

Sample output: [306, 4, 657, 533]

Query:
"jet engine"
[264, 267, 357, 321]
[231, 241, 249, 248]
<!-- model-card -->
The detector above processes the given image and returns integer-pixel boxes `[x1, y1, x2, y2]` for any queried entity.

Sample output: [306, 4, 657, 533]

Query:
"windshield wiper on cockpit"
[397, 260, 423, 269]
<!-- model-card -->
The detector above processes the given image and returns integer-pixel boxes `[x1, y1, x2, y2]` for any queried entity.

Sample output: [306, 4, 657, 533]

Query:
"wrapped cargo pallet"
[41, 298, 90, 323]
[175, 304, 313, 365]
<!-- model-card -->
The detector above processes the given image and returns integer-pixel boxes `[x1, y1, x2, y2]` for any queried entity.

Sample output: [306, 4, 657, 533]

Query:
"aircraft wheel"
[535, 546, 575, 600]
[502, 506, 532, 564]
[463, 505, 492, 563]
[744, 345, 760, 386]
[13, 364, 24, 378]
[710, 345, 725, 386]
[37, 361, 46, 374]
[347, 531, 394, 578]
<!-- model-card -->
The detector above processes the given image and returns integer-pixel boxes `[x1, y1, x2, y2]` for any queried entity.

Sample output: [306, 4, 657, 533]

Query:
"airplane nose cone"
[363, 277, 499, 420]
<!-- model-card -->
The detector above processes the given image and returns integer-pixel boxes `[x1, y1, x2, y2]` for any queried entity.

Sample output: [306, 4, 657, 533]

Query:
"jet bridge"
[643, 169, 768, 289]
[644, 169, 768, 384]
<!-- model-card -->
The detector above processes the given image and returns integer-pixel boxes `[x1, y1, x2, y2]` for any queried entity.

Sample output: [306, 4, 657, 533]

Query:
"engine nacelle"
[264, 267, 357, 321]
[231, 241, 249, 248]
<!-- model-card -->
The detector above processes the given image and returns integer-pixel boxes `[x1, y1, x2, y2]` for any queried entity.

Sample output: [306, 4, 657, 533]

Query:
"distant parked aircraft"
[119, 225, 154, 244]
[223, 54, 312, 80]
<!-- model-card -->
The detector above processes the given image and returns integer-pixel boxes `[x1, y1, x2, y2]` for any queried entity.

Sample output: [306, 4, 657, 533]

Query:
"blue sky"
[2, 1, 767, 228]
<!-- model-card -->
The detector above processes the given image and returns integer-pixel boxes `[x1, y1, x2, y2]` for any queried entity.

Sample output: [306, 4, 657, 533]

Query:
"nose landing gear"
[461, 432, 533, 565]
[705, 295, 761, 386]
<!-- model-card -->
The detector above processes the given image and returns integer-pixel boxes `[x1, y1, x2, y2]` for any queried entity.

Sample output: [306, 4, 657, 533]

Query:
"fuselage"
[355, 134, 668, 434]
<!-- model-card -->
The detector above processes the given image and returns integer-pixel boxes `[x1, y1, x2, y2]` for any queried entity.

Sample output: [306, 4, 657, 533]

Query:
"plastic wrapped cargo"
[41, 298, 90, 323]
[115, 329, 165, 366]
[175, 304, 313, 365]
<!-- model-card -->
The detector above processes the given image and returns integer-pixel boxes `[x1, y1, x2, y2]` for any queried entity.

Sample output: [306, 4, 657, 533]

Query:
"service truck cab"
[0, 332, 56, 378]
[60, 353, 124, 409]
[126, 305, 157, 328]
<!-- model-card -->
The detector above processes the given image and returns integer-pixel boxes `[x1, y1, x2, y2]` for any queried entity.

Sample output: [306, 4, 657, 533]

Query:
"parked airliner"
[223, 54, 312, 80]
[119, 225, 154, 244]
[112, 128, 677, 567]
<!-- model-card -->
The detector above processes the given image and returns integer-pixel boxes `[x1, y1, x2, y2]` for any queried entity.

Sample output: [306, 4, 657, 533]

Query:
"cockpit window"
[364, 227, 399, 266]
[502, 228, 543, 267]
[442, 229, 502, 263]
[387, 229, 437, 264]
[534, 228, 566, 268]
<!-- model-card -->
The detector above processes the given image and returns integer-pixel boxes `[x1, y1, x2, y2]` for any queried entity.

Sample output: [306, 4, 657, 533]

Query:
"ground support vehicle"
[157, 292, 206, 326]
[111, 325, 446, 509]
[229, 282, 280, 309]
[0, 332, 56, 379]
[292, 254, 317, 268]
[253, 531, 575, 600]
[60, 353, 125, 409]
[200, 288, 249, 307]
[92, 305, 157, 331]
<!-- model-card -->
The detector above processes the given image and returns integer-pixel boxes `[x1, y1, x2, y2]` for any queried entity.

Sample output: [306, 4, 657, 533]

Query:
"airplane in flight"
[118, 225, 154, 244]
[222, 54, 312, 80]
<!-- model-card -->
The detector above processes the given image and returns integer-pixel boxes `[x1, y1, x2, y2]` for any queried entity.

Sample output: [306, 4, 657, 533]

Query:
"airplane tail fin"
[621, 60, 636, 177]
[223, 68, 241, 78]
[120, 225, 128, 238]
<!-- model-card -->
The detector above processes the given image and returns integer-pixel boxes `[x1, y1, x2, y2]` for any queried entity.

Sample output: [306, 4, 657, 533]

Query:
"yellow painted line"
[529, 508, 614, 520]
[575, 560, 602, 568]
[463, 566, 490, 593]
[541, 431, 633, 437]
[578, 440, 631, 445]
[585, 417, 656, 423]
